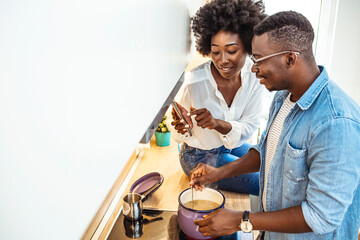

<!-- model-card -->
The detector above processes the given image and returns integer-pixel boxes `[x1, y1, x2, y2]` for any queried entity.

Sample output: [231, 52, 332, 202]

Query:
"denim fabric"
[180, 143, 260, 195]
[252, 66, 360, 240]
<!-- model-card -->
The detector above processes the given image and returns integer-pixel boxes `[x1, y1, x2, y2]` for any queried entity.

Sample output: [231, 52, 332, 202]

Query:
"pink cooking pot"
[177, 188, 225, 239]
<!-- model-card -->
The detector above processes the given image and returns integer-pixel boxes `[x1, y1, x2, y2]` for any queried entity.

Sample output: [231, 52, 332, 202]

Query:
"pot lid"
[130, 172, 164, 197]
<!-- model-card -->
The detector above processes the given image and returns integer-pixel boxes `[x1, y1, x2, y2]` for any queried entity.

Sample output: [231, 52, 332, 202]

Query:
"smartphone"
[171, 100, 192, 136]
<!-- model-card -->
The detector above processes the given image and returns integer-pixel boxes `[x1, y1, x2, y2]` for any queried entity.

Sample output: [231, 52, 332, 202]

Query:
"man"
[190, 11, 360, 240]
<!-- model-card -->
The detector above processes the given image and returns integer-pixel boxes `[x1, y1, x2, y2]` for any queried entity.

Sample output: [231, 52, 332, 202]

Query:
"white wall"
[330, 0, 360, 104]
[264, 0, 321, 33]
[0, 0, 190, 239]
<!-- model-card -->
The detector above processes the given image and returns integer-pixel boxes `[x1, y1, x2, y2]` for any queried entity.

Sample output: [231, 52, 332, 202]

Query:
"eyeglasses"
[250, 51, 300, 69]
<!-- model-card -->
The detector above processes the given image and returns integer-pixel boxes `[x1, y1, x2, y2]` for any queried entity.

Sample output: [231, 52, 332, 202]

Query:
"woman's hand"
[170, 102, 193, 135]
[190, 107, 218, 130]
[194, 208, 242, 237]
[190, 107, 232, 135]
[189, 163, 220, 191]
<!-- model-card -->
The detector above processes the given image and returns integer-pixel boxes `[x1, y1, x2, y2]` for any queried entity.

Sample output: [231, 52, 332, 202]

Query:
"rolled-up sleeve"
[301, 118, 360, 234]
[250, 128, 266, 154]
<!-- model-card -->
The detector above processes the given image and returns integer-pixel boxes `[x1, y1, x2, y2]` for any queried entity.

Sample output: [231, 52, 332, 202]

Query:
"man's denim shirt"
[252, 66, 360, 240]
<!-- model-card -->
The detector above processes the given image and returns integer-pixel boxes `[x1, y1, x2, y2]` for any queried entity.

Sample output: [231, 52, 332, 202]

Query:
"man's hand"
[189, 163, 221, 191]
[194, 208, 242, 237]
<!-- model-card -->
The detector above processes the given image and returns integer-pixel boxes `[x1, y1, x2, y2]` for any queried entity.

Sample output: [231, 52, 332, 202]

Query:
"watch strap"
[243, 210, 250, 221]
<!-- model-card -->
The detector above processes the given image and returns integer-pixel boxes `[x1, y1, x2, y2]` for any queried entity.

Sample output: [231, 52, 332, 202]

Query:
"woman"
[169, 0, 266, 195]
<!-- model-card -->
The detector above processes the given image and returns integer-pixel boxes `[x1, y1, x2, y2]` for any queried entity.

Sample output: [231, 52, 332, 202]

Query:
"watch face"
[240, 221, 253, 233]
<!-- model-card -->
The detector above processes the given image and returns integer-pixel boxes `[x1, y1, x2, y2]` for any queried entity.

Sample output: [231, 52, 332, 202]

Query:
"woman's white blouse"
[169, 58, 265, 150]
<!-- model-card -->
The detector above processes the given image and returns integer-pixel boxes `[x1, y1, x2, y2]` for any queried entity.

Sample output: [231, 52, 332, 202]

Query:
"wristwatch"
[240, 210, 253, 233]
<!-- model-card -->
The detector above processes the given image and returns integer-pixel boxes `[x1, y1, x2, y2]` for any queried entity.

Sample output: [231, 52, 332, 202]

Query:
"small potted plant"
[154, 115, 171, 147]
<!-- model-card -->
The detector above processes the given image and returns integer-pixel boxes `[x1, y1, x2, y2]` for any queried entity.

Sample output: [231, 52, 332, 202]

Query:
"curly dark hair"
[191, 0, 266, 56]
[254, 11, 315, 61]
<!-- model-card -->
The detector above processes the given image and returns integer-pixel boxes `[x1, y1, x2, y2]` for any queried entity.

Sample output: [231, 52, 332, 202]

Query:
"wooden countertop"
[100, 137, 251, 239]
[126, 138, 250, 211]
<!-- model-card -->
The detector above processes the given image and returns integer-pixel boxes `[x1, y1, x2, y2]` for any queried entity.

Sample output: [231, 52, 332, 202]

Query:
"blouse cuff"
[220, 121, 241, 149]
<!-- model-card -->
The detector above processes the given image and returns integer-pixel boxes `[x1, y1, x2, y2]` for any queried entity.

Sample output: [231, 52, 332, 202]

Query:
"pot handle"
[194, 212, 203, 232]
[141, 181, 163, 202]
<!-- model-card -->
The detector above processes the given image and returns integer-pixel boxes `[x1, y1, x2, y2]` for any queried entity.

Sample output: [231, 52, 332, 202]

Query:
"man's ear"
[286, 52, 298, 67]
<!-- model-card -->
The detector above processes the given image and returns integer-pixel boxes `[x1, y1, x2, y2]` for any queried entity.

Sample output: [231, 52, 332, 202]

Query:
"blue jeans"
[180, 143, 259, 195]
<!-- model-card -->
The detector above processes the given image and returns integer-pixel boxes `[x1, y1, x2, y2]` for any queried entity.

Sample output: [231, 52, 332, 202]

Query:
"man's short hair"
[254, 11, 314, 60]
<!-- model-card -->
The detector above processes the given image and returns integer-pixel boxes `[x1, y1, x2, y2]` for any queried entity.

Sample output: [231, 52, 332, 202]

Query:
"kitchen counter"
[132, 139, 250, 212]
[99, 137, 253, 239]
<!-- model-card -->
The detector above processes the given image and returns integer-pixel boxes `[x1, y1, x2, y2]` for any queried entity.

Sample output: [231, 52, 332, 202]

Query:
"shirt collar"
[296, 66, 328, 110]
[276, 66, 329, 110]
